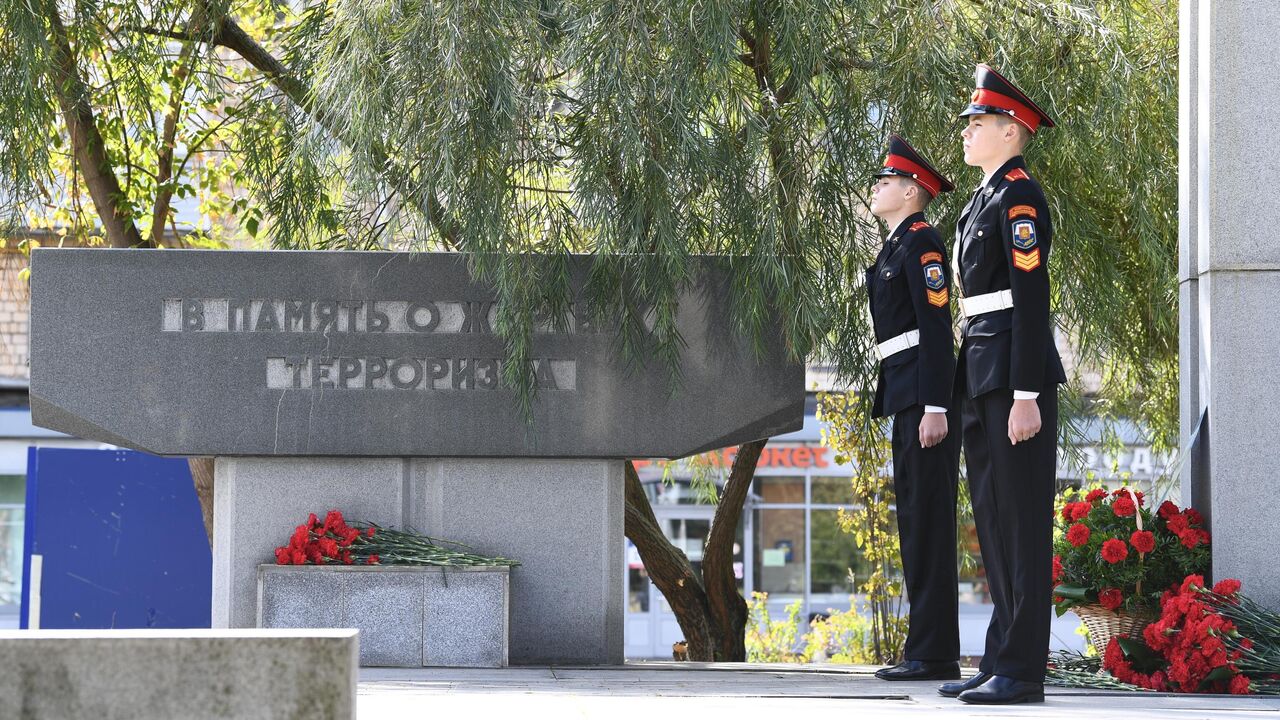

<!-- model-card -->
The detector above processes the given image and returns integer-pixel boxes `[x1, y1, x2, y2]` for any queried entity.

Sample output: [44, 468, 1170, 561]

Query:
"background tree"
[1, 0, 1177, 660]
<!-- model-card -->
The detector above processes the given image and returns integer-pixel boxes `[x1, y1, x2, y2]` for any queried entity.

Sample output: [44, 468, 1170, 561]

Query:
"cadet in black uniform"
[865, 135, 962, 682]
[938, 64, 1067, 705]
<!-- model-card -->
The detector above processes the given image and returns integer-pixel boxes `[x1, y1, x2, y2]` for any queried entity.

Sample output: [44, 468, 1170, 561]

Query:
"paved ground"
[358, 663, 1280, 719]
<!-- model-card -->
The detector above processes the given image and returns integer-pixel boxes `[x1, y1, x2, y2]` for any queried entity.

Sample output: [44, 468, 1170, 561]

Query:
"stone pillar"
[213, 456, 623, 665]
[411, 458, 623, 665]
[1182, 0, 1280, 607]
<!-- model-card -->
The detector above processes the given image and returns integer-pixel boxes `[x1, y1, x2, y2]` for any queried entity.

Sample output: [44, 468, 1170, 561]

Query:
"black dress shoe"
[957, 674, 1044, 704]
[873, 660, 961, 681]
[937, 671, 991, 697]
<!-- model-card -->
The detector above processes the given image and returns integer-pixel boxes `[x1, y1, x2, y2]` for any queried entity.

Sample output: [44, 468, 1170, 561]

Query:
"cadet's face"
[961, 115, 1003, 166]
[869, 176, 907, 218]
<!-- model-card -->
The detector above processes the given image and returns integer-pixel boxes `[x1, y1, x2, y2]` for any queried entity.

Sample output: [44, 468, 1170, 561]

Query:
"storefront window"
[753, 507, 804, 596]
[811, 475, 852, 505]
[643, 478, 718, 506]
[628, 567, 650, 613]
[755, 475, 803, 505]
[0, 475, 25, 607]
[809, 508, 873, 598]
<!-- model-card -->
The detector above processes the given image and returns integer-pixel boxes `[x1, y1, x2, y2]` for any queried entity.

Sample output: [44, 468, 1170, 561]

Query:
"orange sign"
[633, 445, 831, 471]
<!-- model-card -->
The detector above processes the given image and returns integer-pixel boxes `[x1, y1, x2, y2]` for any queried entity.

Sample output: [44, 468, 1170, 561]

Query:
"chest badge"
[1012, 220, 1038, 249]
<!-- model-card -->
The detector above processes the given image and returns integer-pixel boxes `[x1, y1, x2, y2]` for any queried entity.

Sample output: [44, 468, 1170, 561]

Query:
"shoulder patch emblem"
[1005, 168, 1031, 182]
[920, 251, 943, 265]
[909, 221, 930, 232]
[1013, 247, 1041, 272]
[1009, 205, 1037, 220]
[927, 288, 949, 307]
[923, 262, 946, 290]
[1011, 220, 1037, 249]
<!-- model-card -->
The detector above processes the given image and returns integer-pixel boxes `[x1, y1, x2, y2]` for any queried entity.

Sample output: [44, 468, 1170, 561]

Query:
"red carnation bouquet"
[1053, 486, 1209, 616]
[1101, 574, 1280, 694]
[274, 509, 520, 567]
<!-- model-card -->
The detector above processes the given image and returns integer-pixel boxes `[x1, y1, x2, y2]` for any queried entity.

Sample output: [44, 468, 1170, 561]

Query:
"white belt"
[876, 329, 920, 361]
[959, 289, 1014, 318]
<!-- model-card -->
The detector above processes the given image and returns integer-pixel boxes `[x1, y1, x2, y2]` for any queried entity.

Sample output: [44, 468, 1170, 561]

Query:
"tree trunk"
[702, 439, 765, 661]
[42, 1, 150, 250]
[623, 460, 717, 659]
[623, 440, 766, 662]
[188, 457, 215, 547]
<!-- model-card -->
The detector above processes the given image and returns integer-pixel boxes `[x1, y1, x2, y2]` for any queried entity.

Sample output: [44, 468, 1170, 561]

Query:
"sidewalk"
[358, 663, 1280, 719]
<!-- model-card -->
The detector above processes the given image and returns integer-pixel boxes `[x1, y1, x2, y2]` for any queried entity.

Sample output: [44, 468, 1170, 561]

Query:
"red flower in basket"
[1130, 530, 1155, 555]
[1112, 495, 1137, 517]
[1101, 538, 1129, 564]
[1098, 587, 1124, 611]
[1067, 523, 1091, 547]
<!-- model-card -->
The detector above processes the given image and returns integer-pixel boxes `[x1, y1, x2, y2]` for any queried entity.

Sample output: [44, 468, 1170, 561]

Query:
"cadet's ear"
[903, 182, 918, 204]
[1003, 119, 1022, 145]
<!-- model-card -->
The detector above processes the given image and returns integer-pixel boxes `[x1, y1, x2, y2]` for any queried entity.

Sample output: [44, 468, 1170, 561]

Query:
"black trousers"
[891, 403, 961, 662]
[962, 386, 1057, 682]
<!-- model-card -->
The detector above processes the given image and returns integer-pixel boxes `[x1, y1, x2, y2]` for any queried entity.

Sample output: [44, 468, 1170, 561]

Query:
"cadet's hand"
[919, 413, 948, 448]
[1008, 399, 1041, 445]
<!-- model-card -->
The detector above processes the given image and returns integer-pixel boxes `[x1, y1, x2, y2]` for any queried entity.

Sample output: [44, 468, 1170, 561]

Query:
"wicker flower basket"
[1072, 603, 1156, 651]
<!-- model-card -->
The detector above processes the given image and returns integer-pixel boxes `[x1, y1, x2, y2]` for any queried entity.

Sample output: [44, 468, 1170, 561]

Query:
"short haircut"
[898, 176, 934, 210]
[993, 114, 1033, 151]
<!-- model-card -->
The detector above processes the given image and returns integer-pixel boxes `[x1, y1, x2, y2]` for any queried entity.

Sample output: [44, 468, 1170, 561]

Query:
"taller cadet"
[864, 135, 963, 683]
[938, 64, 1067, 705]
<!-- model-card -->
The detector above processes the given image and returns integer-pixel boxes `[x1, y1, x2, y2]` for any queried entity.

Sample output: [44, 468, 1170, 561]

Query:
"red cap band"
[883, 154, 941, 197]
[971, 89, 1041, 133]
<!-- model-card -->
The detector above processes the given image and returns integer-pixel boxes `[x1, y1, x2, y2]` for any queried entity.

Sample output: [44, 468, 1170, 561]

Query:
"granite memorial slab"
[0, 629, 357, 719]
[29, 249, 803, 458]
[258, 564, 509, 668]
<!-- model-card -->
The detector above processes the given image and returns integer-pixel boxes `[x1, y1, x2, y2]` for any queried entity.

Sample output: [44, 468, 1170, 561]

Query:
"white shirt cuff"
[924, 405, 947, 413]
[1013, 390, 1040, 400]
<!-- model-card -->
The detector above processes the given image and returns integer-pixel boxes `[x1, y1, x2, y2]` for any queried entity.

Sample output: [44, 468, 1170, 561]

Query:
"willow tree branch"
[702, 439, 766, 662]
[44, 2, 150, 248]
[126, 17, 461, 250]
[623, 460, 717, 660]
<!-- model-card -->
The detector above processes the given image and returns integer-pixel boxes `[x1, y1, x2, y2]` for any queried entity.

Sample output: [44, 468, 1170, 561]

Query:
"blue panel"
[20, 448, 210, 629]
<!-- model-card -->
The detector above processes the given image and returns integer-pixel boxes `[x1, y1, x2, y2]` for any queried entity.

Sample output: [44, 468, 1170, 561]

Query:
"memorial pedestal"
[214, 456, 623, 665]
[29, 249, 802, 666]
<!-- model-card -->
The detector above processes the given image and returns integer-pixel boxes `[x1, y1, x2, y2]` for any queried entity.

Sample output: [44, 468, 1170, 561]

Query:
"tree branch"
[150, 6, 211, 247]
[127, 16, 462, 250]
[44, 2, 150, 248]
[623, 460, 717, 660]
[702, 439, 766, 662]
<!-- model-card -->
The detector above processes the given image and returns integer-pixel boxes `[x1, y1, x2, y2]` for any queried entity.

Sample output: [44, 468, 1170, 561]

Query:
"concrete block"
[342, 569, 424, 667]
[411, 458, 623, 665]
[0, 629, 356, 720]
[1204, 2, 1280, 271]
[259, 566, 509, 668]
[424, 569, 509, 668]
[1205, 270, 1280, 607]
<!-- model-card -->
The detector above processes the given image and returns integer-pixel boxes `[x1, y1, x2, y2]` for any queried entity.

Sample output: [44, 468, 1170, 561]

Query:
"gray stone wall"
[1181, 0, 1280, 607]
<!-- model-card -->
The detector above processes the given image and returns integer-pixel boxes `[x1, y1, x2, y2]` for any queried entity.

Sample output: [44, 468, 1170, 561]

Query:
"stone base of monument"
[0, 629, 356, 719]
[215, 456, 624, 665]
[258, 564, 509, 667]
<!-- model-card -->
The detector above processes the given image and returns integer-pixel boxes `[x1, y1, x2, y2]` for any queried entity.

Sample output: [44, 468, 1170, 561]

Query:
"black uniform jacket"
[868, 211, 956, 419]
[953, 155, 1067, 398]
